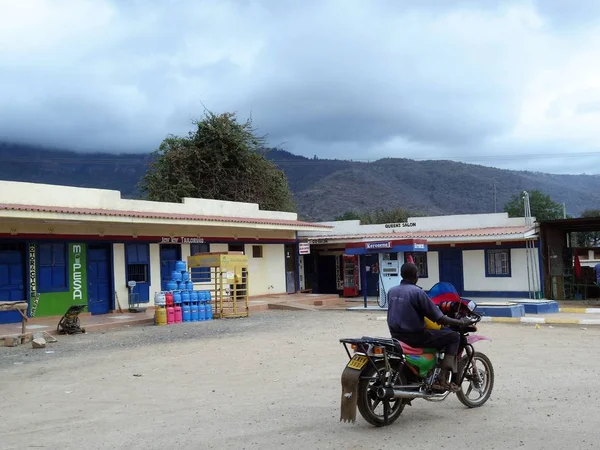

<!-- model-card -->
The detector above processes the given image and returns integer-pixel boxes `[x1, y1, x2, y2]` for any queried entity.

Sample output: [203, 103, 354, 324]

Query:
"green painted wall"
[30, 243, 88, 317]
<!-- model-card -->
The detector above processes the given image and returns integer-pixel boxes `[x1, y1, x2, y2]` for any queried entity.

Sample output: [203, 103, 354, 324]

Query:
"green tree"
[503, 190, 564, 222]
[138, 111, 295, 212]
[575, 209, 600, 247]
[334, 211, 363, 221]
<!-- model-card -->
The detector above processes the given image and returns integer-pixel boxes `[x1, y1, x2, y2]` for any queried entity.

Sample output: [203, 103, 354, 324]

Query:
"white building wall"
[463, 248, 537, 293]
[245, 244, 286, 296]
[149, 244, 161, 305]
[419, 251, 440, 291]
[0, 181, 299, 221]
[112, 244, 128, 311]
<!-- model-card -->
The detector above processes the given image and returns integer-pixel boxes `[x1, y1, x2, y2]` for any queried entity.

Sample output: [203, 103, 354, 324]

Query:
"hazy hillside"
[1, 142, 599, 220]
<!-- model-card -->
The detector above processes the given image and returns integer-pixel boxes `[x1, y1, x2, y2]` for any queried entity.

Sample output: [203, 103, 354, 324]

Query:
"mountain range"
[0, 142, 598, 221]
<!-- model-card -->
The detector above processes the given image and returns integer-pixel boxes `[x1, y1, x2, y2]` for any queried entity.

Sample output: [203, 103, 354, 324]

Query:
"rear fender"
[340, 361, 370, 423]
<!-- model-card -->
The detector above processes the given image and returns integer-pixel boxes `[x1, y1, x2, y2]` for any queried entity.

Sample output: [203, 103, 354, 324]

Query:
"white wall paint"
[181, 244, 191, 262]
[463, 248, 538, 292]
[113, 244, 127, 312]
[149, 244, 161, 306]
[245, 244, 286, 296]
[299, 212, 533, 237]
[418, 251, 440, 291]
[0, 180, 299, 221]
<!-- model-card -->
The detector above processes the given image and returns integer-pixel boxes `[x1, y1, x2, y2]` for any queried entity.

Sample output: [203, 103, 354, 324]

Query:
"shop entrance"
[439, 249, 464, 295]
[125, 243, 150, 303]
[285, 244, 297, 294]
[0, 243, 26, 324]
[87, 244, 112, 315]
[363, 254, 380, 297]
[160, 244, 181, 291]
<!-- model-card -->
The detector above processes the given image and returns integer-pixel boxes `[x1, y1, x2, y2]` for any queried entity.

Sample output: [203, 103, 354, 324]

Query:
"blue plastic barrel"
[166, 281, 178, 291]
[173, 291, 182, 304]
[182, 302, 191, 322]
[205, 298, 213, 320]
[182, 271, 189, 282]
[175, 260, 186, 272]
[171, 270, 183, 281]
[181, 290, 191, 303]
[198, 301, 206, 321]
[191, 301, 199, 322]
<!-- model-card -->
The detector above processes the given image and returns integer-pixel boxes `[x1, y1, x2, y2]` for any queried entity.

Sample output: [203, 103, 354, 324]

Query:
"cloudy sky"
[1, 0, 600, 174]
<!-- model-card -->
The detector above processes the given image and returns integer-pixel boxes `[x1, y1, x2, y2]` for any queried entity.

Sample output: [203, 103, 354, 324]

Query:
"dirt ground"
[1, 310, 600, 450]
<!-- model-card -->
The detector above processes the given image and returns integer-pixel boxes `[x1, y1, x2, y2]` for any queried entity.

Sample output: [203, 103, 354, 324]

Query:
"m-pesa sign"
[365, 241, 392, 250]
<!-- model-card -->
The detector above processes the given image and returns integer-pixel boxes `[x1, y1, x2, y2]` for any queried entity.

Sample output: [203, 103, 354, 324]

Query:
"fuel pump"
[377, 257, 400, 308]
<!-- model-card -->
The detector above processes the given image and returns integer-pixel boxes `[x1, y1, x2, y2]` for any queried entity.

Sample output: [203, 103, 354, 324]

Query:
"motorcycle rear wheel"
[357, 360, 407, 427]
[455, 351, 494, 408]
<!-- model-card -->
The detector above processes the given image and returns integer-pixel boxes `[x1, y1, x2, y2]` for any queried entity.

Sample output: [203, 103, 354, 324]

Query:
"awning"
[344, 239, 428, 255]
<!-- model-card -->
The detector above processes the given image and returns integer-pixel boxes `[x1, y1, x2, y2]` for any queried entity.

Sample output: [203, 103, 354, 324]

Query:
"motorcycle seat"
[398, 341, 439, 356]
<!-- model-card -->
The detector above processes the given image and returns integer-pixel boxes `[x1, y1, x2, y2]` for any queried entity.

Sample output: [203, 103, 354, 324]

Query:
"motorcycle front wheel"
[357, 360, 407, 427]
[454, 351, 494, 408]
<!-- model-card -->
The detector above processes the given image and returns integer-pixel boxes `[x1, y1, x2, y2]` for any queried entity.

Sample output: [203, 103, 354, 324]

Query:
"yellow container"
[155, 307, 167, 326]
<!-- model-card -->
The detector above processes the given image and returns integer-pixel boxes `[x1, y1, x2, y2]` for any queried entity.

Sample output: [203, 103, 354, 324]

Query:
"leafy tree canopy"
[334, 207, 421, 224]
[503, 190, 564, 222]
[138, 110, 295, 212]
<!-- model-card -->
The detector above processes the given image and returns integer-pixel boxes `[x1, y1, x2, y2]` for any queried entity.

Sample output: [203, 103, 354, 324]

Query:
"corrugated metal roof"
[0, 203, 331, 229]
[306, 225, 536, 241]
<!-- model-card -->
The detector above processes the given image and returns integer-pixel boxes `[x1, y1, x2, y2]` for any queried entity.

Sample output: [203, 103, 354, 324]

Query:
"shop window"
[190, 243, 211, 282]
[404, 252, 428, 278]
[228, 243, 245, 254]
[252, 245, 263, 258]
[38, 243, 67, 292]
[127, 264, 148, 283]
[485, 249, 511, 277]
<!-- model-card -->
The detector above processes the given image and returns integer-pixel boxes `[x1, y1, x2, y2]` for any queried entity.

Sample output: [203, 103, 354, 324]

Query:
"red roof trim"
[0, 203, 330, 229]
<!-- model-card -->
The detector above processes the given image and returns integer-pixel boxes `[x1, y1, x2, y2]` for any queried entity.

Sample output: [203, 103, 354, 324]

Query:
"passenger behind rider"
[387, 262, 472, 392]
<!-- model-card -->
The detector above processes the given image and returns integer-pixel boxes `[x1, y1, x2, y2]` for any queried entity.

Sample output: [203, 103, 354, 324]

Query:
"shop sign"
[161, 237, 205, 244]
[310, 238, 329, 244]
[72, 245, 83, 301]
[299, 242, 311, 255]
[384, 221, 417, 229]
[366, 241, 392, 250]
[29, 243, 39, 317]
[414, 243, 425, 249]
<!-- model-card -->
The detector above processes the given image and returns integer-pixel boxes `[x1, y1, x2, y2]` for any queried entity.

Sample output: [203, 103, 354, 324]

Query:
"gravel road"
[1, 310, 599, 450]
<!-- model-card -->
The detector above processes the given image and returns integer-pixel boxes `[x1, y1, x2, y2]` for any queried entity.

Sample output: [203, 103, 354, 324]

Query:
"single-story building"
[538, 217, 600, 300]
[0, 181, 330, 324]
[297, 212, 541, 302]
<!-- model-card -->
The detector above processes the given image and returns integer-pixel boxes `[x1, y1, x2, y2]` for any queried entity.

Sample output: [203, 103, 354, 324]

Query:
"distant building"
[297, 212, 541, 302]
[0, 181, 330, 324]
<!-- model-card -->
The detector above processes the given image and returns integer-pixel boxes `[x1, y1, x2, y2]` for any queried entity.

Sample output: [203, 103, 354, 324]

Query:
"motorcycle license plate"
[347, 354, 369, 370]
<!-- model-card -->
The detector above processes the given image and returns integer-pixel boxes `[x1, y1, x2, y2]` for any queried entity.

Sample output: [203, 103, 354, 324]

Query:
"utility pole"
[563, 202, 566, 219]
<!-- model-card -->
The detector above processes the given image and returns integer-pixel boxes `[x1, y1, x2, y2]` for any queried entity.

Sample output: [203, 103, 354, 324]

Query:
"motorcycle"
[339, 283, 493, 427]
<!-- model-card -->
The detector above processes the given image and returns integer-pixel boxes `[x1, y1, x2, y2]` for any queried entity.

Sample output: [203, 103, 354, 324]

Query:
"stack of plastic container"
[155, 259, 213, 326]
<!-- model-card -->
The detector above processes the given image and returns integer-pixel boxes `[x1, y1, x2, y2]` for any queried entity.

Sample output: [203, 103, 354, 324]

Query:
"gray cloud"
[0, 0, 599, 173]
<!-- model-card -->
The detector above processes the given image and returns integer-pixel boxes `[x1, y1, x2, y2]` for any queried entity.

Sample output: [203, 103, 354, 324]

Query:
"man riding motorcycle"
[387, 262, 472, 392]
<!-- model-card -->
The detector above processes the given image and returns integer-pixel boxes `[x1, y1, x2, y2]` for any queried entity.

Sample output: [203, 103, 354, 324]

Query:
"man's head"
[401, 262, 419, 284]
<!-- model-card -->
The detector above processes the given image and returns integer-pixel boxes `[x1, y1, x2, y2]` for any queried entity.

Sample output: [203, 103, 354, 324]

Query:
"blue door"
[160, 244, 181, 291]
[0, 244, 26, 324]
[87, 244, 112, 315]
[363, 254, 380, 297]
[125, 243, 150, 303]
[438, 249, 464, 295]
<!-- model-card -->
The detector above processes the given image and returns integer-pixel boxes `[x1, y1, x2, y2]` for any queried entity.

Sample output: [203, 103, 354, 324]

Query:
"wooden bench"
[0, 302, 28, 334]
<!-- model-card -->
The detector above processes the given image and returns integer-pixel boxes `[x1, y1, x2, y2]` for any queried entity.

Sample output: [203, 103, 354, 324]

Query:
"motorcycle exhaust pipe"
[376, 386, 446, 400]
